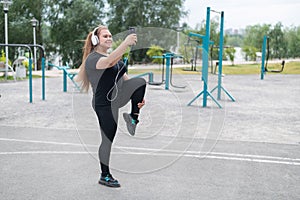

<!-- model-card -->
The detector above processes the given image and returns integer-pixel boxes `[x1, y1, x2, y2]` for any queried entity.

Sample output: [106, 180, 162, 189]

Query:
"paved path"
[0, 72, 299, 199]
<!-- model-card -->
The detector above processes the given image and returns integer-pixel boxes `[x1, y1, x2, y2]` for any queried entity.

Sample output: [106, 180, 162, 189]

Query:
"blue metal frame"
[150, 53, 180, 90]
[187, 7, 222, 108]
[261, 35, 267, 80]
[133, 72, 154, 83]
[210, 11, 235, 102]
[48, 63, 80, 92]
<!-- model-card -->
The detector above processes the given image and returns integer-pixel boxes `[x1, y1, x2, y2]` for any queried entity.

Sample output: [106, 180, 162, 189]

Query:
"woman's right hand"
[125, 34, 137, 46]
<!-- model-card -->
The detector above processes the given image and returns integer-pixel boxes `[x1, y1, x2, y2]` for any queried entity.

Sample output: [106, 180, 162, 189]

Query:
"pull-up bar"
[210, 11, 235, 102]
[187, 7, 235, 108]
[187, 7, 222, 108]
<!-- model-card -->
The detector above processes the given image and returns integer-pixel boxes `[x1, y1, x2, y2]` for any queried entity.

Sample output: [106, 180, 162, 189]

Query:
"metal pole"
[165, 54, 170, 90]
[63, 69, 67, 92]
[41, 57, 45, 100]
[261, 35, 267, 80]
[31, 17, 38, 71]
[33, 26, 37, 71]
[1, 0, 12, 80]
[202, 7, 210, 107]
[217, 11, 224, 100]
[29, 58, 33, 103]
[4, 9, 8, 79]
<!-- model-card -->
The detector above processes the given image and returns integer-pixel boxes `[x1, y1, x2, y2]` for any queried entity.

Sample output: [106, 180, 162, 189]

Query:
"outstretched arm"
[96, 34, 137, 69]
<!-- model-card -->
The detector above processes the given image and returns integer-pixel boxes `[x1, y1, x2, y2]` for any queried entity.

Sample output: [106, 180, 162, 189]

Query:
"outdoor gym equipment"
[184, 32, 214, 72]
[210, 11, 235, 102]
[0, 43, 46, 103]
[210, 45, 232, 74]
[183, 37, 201, 71]
[134, 53, 185, 90]
[187, 7, 235, 108]
[47, 62, 80, 92]
[261, 35, 285, 80]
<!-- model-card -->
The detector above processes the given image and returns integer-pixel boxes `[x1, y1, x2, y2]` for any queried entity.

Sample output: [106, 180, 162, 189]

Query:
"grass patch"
[223, 61, 300, 74]
[128, 61, 300, 75]
[222, 63, 260, 74]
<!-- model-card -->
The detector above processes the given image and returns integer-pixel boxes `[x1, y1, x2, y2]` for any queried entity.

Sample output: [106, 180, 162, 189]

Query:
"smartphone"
[128, 27, 136, 35]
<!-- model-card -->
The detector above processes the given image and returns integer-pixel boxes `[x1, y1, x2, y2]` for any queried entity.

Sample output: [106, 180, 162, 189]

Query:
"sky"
[181, 0, 300, 29]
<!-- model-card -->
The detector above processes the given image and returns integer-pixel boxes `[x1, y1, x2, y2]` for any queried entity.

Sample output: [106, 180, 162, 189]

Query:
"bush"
[146, 45, 164, 64]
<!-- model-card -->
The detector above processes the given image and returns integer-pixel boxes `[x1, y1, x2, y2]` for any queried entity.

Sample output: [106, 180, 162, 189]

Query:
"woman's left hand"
[138, 99, 145, 109]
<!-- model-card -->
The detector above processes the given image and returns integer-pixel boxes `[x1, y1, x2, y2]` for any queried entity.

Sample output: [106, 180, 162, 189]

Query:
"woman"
[76, 25, 146, 188]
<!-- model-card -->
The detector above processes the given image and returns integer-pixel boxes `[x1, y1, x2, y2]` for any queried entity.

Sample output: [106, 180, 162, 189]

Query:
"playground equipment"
[183, 37, 201, 71]
[0, 43, 46, 103]
[47, 62, 80, 92]
[134, 52, 186, 90]
[261, 35, 285, 80]
[187, 7, 235, 108]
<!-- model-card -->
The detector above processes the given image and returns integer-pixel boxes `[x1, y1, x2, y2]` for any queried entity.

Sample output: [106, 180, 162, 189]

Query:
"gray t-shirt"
[85, 51, 126, 108]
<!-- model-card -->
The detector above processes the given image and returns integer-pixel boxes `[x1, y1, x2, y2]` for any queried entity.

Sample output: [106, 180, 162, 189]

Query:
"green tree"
[284, 26, 300, 58]
[226, 34, 243, 47]
[242, 46, 258, 61]
[44, 0, 105, 66]
[0, 0, 44, 67]
[243, 24, 271, 49]
[242, 24, 270, 60]
[225, 47, 236, 65]
[106, 0, 187, 34]
[268, 22, 286, 59]
[146, 45, 164, 64]
[188, 17, 226, 60]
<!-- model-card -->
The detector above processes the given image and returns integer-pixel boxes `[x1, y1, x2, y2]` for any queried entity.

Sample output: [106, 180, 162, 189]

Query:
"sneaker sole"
[98, 180, 121, 188]
[123, 113, 135, 136]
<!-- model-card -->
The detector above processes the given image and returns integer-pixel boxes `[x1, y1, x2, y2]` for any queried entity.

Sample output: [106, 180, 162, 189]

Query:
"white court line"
[0, 151, 300, 166]
[0, 137, 98, 147]
[112, 152, 300, 166]
[0, 151, 91, 155]
[115, 146, 300, 162]
[0, 124, 98, 132]
[1, 137, 300, 166]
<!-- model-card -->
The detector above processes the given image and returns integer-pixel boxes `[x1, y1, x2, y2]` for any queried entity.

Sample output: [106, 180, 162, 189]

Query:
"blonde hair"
[76, 25, 108, 92]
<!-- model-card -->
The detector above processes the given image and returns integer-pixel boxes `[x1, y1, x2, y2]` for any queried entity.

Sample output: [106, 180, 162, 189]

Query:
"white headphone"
[91, 27, 99, 46]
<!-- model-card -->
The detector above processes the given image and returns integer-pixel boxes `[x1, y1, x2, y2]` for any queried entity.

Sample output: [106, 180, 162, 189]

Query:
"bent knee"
[133, 77, 146, 86]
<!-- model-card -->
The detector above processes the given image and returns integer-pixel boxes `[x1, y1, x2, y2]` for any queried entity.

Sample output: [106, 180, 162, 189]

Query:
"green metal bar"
[217, 11, 224, 100]
[187, 91, 204, 106]
[41, 57, 45, 100]
[133, 72, 154, 83]
[261, 35, 267, 80]
[29, 58, 33, 103]
[202, 7, 211, 107]
[165, 53, 172, 90]
[63, 69, 67, 92]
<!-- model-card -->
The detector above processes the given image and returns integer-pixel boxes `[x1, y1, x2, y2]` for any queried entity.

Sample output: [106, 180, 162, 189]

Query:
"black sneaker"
[123, 113, 138, 136]
[98, 174, 121, 188]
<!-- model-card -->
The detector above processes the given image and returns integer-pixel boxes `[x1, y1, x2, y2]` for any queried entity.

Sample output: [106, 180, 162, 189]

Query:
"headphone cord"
[106, 49, 131, 102]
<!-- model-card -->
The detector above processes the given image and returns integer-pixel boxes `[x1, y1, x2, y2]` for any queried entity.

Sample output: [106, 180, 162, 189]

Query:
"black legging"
[95, 77, 146, 175]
